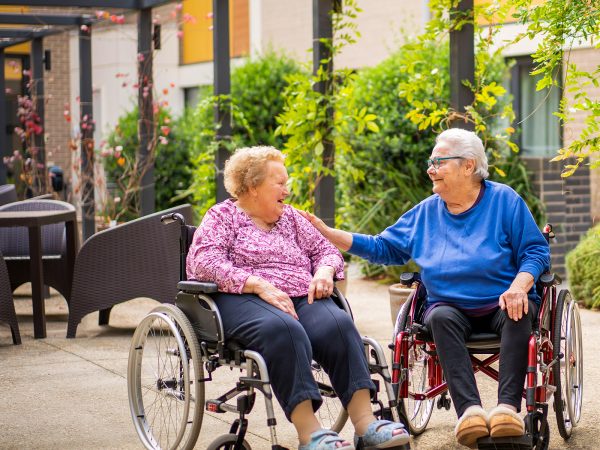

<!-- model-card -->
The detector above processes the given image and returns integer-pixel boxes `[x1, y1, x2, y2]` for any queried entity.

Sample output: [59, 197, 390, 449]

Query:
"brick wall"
[523, 158, 592, 278]
[562, 48, 600, 223]
[43, 33, 72, 194]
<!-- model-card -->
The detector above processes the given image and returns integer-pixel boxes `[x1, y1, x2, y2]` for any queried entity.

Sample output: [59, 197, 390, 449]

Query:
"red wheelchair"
[390, 225, 583, 449]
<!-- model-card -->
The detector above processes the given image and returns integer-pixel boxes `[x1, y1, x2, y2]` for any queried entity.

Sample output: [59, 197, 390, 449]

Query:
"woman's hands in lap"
[308, 266, 335, 304]
[499, 287, 529, 321]
[254, 278, 299, 320]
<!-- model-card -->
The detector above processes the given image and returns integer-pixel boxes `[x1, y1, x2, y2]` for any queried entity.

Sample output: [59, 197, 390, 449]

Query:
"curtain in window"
[520, 70, 561, 157]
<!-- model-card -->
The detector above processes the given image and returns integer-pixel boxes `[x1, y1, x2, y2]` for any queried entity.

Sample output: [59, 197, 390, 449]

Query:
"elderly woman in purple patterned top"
[186, 146, 408, 450]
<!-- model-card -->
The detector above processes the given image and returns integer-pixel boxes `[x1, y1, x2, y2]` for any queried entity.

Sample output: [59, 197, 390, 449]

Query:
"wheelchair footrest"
[477, 435, 532, 450]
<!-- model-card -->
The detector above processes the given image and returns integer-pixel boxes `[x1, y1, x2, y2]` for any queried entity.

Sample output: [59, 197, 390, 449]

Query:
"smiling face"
[427, 142, 472, 200]
[252, 160, 290, 223]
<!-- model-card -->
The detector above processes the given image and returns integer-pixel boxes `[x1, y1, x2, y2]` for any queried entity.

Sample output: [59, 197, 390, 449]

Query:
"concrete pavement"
[1, 268, 598, 449]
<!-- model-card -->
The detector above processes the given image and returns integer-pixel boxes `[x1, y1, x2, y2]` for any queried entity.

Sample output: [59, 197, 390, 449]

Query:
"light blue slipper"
[354, 419, 410, 449]
[299, 429, 354, 450]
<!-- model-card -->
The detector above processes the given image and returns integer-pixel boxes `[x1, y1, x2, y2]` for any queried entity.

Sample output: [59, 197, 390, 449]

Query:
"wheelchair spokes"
[312, 362, 349, 432]
[128, 304, 204, 450]
[404, 343, 434, 435]
[552, 289, 583, 440]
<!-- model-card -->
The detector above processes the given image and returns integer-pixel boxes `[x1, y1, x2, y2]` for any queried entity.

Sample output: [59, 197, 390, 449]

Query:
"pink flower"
[177, 30, 184, 39]
[175, 3, 183, 11]
[137, 53, 145, 62]
[80, 24, 89, 32]
[159, 136, 168, 145]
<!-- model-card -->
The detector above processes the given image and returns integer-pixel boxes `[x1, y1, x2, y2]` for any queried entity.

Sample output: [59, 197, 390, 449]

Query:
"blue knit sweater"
[350, 180, 550, 315]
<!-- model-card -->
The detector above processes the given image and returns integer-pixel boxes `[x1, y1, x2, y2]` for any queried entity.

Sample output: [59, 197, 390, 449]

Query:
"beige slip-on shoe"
[488, 405, 525, 438]
[455, 406, 489, 448]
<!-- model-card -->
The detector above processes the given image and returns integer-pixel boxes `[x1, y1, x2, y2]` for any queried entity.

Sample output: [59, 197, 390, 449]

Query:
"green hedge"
[566, 225, 600, 308]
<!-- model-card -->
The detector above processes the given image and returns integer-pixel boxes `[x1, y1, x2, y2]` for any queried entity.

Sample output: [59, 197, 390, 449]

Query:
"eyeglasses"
[426, 156, 464, 170]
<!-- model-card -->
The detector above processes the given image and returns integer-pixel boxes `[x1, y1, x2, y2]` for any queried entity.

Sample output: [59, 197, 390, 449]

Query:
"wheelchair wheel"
[128, 304, 204, 450]
[395, 300, 434, 435]
[206, 433, 251, 450]
[552, 289, 583, 440]
[312, 361, 349, 432]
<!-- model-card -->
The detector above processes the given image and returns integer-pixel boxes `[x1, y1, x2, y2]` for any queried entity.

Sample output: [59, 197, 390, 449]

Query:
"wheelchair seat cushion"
[417, 325, 501, 350]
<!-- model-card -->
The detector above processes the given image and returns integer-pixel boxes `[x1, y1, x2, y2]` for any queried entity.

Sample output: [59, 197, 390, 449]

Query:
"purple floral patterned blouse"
[186, 199, 345, 296]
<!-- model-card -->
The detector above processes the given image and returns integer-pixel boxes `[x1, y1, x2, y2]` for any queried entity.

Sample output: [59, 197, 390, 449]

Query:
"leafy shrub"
[338, 39, 544, 280]
[566, 225, 600, 309]
[103, 107, 192, 221]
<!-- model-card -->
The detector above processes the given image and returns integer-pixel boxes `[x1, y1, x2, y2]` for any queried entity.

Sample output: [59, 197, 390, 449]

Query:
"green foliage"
[275, 0, 380, 212]
[184, 52, 306, 217]
[104, 107, 192, 221]
[566, 225, 600, 309]
[509, 0, 600, 175]
[339, 37, 544, 280]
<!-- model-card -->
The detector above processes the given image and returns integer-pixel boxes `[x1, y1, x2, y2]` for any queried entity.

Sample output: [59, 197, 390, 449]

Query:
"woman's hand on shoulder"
[251, 276, 298, 320]
[308, 266, 335, 304]
[298, 210, 329, 235]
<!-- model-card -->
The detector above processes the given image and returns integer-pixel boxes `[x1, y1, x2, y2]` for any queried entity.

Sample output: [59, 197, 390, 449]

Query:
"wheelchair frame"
[127, 213, 410, 450]
[390, 225, 583, 450]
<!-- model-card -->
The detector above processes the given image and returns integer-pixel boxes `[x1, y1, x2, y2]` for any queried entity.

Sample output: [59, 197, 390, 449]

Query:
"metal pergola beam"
[0, 49, 6, 184]
[449, 0, 474, 130]
[32, 36, 46, 193]
[0, 0, 171, 8]
[0, 28, 65, 39]
[79, 24, 95, 240]
[312, 0, 336, 227]
[138, 7, 155, 215]
[213, 0, 231, 203]
[0, 13, 94, 26]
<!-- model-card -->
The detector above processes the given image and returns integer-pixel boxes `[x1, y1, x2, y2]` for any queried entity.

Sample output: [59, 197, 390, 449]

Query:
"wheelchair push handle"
[160, 212, 187, 226]
[399, 272, 420, 287]
[542, 223, 555, 244]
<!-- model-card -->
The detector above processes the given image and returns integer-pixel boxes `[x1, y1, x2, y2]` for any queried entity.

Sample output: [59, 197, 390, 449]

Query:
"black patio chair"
[0, 250, 21, 345]
[0, 199, 77, 306]
[66, 204, 194, 338]
[0, 184, 17, 206]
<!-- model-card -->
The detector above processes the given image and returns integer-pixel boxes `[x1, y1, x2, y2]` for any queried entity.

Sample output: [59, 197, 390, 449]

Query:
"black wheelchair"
[390, 225, 583, 449]
[127, 213, 410, 450]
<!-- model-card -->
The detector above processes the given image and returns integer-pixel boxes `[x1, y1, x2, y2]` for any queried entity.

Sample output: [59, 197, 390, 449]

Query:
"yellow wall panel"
[182, 0, 249, 65]
[6, 42, 31, 55]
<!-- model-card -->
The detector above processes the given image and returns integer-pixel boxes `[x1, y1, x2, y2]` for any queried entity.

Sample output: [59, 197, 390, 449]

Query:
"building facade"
[2, 1, 597, 276]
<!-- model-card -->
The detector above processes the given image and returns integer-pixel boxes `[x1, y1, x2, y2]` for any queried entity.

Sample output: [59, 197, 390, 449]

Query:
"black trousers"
[212, 293, 375, 420]
[423, 301, 538, 418]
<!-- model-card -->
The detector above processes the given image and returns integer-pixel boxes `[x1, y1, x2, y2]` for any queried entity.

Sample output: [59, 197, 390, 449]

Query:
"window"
[510, 56, 561, 157]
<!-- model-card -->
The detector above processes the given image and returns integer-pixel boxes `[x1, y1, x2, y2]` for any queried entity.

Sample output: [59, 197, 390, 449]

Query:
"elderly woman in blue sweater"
[301, 128, 550, 448]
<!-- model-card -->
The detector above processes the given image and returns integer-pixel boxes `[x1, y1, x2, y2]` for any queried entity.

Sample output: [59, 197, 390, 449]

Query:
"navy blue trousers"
[424, 301, 538, 417]
[212, 293, 375, 420]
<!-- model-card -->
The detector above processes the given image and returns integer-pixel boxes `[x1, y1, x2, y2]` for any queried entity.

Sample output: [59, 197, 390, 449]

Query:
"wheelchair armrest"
[400, 272, 420, 287]
[539, 273, 561, 287]
[177, 280, 218, 294]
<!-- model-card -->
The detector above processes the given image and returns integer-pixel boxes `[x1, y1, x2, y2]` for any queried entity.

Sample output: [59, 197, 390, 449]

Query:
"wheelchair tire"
[128, 304, 204, 450]
[394, 299, 434, 435]
[206, 433, 251, 450]
[552, 289, 583, 440]
[312, 361, 349, 432]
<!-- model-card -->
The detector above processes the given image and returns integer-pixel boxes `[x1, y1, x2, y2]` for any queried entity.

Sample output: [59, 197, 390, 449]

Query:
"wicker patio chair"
[66, 204, 194, 338]
[0, 199, 77, 305]
[0, 250, 21, 345]
[0, 184, 17, 206]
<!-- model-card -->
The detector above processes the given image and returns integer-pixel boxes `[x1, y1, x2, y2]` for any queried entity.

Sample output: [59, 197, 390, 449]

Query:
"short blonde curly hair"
[224, 146, 286, 198]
